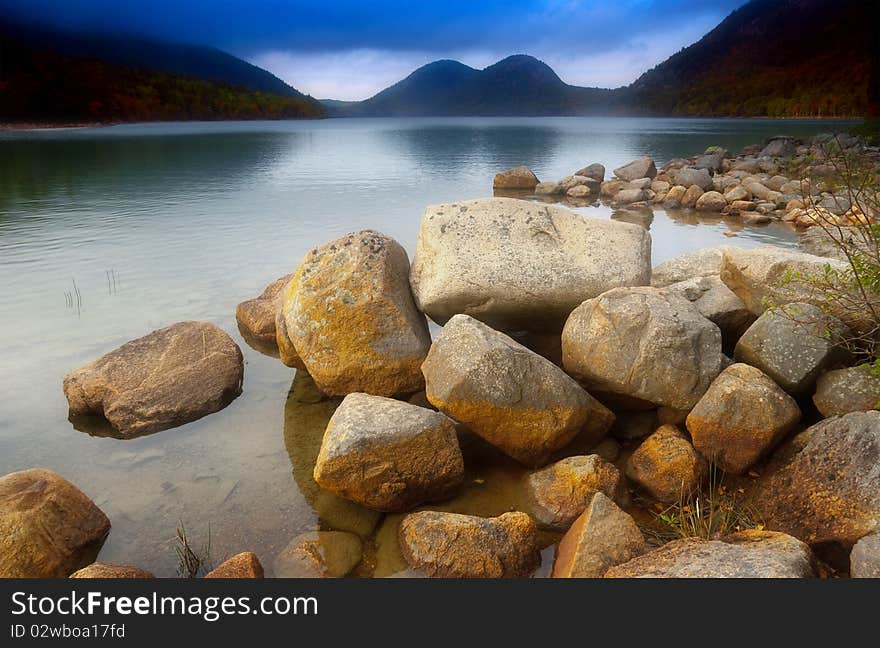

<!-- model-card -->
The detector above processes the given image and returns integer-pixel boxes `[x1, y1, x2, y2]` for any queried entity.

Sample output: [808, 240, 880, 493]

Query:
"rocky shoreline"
[3, 134, 880, 579]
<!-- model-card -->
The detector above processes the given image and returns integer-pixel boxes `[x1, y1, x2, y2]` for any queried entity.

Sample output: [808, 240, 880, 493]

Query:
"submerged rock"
[605, 531, 815, 578]
[626, 425, 707, 503]
[410, 198, 651, 332]
[0, 469, 110, 578]
[423, 314, 613, 467]
[398, 511, 540, 578]
[64, 321, 243, 437]
[552, 492, 646, 578]
[734, 303, 850, 395]
[313, 393, 464, 512]
[205, 552, 264, 578]
[753, 411, 880, 547]
[274, 531, 362, 578]
[562, 287, 724, 410]
[235, 273, 294, 346]
[70, 563, 154, 578]
[493, 165, 539, 190]
[813, 366, 880, 417]
[524, 455, 625, 531]
[281, 230, 430, 397]
[687, 363, 801, 474]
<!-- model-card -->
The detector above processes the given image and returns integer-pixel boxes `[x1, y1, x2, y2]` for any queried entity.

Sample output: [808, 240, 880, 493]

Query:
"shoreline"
[1, 115, 866, 132]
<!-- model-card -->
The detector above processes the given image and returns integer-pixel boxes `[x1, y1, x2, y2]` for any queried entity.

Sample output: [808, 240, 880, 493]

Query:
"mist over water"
[0, 117, 854, 575]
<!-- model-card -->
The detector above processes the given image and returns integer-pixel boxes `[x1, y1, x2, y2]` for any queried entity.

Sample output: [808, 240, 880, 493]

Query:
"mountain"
[326, 56, 612, 117]
[327, 0, 873, 118]
[621, 0, 874, 117]
[0, 17, 325, 124]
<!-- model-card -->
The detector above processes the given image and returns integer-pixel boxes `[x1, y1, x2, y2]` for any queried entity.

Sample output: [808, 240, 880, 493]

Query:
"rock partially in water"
[282, 230, 430, 397]
[562, 287, 724, 411]
[850, 531, 880, 578]
[70, 562, 154, 578]
[687, 363, 801, 474]
[695, 190, 727, 211]
[410, 198, 651, 332]
[423, 314, 613, 467]
[613, 157, 657, 181]
[398, 511, 540, 578]
[313, 393, 464, 512]
[524, 455, 625, 531]
[0, 469, 111, 578]
[681, 184, 704, 208]
[493, 165, 539, 190]
[273, 531, 363, 578]
[625, 425, 707, 504]
[575, 163, 605, 181]
[284, 372, 381, 537]
[64, 321, 243, 437]
[753, 411, 880, 547]
[552, 493, 646, 578]
[205, 552, 264, 578]
[734, 303, 850, 395]
[605, 531, 815, 578]
[275, 310, 305, 369]
[813, 366, 880, 417]
[235, 273, 294, 347]
[651, 246, 732, 288]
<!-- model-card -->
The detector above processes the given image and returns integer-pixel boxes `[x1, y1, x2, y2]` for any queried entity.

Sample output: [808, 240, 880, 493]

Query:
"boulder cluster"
[495, 133, 880, 231]
[5, 136, 879, 579]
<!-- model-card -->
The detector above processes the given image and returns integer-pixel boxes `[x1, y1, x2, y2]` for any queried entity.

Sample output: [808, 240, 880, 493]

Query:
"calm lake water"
[0, 117, 858, 576]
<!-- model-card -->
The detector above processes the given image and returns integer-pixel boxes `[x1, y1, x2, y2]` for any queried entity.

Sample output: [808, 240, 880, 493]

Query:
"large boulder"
[686, 364, 801, 474]
[235, 273, 294, 346]
[672, 167, 713, 190]
[282, 230, 430, 397]
[0, 469, 110, 578]
[63, 321, 243, 437]
[575, 163, 605, 182]
[398, 511, 540, 578]
[613, 157, 657, 181]
[625, 425, 707, 503]
[664, 276, 755, 344]
[562, 287, 724, 410]
[273, 531, 362, 578]
[70, 563, 154, 578]
[813, 366, 880, 417]
[760, 136, 797, 159]
[753, 411, 880, 547]
[719, 246, 875, 333]
[851, 532, 880, 578]
[695, 191, 727, 211]
[552, 493, 646, 578]
[604, 531, 815, 578]
[524, 455, 625, 531]
[694, 150, 726, 173]
[493, 165, 539, 190]
[423, 314, 613, 467]
[410, 198, 651, 332]
[734, 303, 850, 395]
[313, 393, 464, 512]
[205, 552, 264, 578]
[651, 247, 732, 288]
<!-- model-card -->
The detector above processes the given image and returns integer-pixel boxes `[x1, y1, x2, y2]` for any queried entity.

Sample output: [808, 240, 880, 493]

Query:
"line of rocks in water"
[5, 141, 880, 579]
[493, 132, 880, 231]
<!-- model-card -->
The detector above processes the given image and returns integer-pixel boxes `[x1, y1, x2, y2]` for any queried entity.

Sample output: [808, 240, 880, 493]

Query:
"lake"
[0, 116, 857, 576]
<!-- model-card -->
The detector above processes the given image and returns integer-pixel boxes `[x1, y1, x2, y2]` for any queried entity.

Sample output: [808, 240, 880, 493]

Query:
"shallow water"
[0, 117, 858, 576]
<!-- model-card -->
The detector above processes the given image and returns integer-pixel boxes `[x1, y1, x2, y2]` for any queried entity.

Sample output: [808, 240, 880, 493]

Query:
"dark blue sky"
[3, 0, 747, 99]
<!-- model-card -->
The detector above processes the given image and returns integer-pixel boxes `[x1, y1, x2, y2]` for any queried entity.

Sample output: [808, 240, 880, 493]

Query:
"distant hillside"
[327, 0, 873, 118]
[326, 56, 613, 117]
[0, 18, 325, 124]
[621, 0, 873, 117]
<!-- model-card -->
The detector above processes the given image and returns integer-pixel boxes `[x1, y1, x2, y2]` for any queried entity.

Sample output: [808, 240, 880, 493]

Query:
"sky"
[3, 0, 748, 100]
